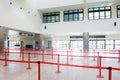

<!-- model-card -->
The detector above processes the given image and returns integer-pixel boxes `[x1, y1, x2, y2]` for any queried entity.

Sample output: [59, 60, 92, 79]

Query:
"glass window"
[106, 11, 111, 18]
[69, 14, 74, 21]
[89, 40, 97, 49]
[94, 12, 99, 19]
[117, 5, 120, 18]
[43, 12, 60, 23]
[74, 14, 78, 21]
[115, 40, 120, 49]
[88, 6, 111, 20]
[118, 10, 120, 18]
[89, 12, 94, 20]
[64, 9, 83, 21]
[100, 11, 105, 19]
[106, 40, 113, 50]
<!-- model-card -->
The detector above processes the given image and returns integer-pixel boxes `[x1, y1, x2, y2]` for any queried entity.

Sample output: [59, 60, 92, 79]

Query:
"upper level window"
[43, 12, 60, 23]
[64, 9, 84, 22]
[88, 6, 111, 20]
[117, 5, 120, 18]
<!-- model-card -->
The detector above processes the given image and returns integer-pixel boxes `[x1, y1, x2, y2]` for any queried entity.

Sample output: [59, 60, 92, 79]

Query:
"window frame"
[88, 6, 111, 20]
[43, 12, 60, 23]
[64, 9, 84, 22]
[117, 5, 120, 18]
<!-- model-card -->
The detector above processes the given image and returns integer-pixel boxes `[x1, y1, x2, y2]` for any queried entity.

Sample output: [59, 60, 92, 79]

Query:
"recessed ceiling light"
[20, 7, 22, 10]
[108, 3, 113, 6]
[10, 2, 12, 5]
[28, 11, 30, 14]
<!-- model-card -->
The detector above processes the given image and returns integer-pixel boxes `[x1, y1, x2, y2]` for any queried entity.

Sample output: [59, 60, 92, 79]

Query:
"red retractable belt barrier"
[67, 51, 69, 64]
[52, 49, 54, 59]
[42, 49, 44, 62]
[93, 50, 95, 61]
[97, 56, 104, 78]
[26, 53, 32, 70]
[21, 48, 24, 61]
[56, 54, 61, 73]
[118, 51, 120, 62]
[34, 48, 36, 58]
[4, 50, 8, 66]
[37, 61, 41, 80]
[107, 67, 112, 80]
[71, 49, 73, 60]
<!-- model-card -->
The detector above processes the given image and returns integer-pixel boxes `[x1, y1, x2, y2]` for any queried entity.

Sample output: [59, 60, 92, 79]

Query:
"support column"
[0, 26, 8, 53]
[83, 32, 89, 56]
[35, 34, 42, 48]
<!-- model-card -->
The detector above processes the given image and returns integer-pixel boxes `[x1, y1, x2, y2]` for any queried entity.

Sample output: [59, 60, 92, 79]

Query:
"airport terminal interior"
[0, 0, 120, 80]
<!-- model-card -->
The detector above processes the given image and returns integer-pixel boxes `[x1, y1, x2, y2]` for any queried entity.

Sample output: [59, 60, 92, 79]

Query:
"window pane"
[105, 6, 110, 9]
[56, 16, 59, 22]
[43, 17, 46, 23]
[118, 6, 120, 8]
[64, 15, 68, 21]
[100, 7, 104, 10]
[106, 11, 111, 18]
[117, 5, 120, 18]
[79, 13, 83, 20]
[88, 6, 111, 20]
[51, 16, 55, 22]
[89, 13, 93, 20]
[64, 9, 83, 21]
[69, 14, 73, 21]
[94, 8, 99, 11]
[74, 14, 78, 21]
[89, 8, 93, 11]
[100, 11, 105, 19]
[47, 16, 51, 22]
[42, 12, 60, 23]
[118, 10, 120, 18]
[94, 12, 99, 19]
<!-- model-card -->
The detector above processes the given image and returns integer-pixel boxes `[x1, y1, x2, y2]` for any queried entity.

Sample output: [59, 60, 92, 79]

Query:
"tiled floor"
[0, 52, 120, 80]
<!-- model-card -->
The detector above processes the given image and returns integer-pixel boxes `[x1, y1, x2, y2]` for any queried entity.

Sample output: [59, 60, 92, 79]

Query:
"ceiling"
[25, 0, 119, 11]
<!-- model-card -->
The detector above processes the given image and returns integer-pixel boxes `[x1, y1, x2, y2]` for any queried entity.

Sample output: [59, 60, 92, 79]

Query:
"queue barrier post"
[37, 61, 41, 80]
[4, 50, 8, 66]
[52, 49, 53, 59]
[42, 49, 44, 62]
[56, 54, 61, 73]
[118, 51, 120, 62]
[26, 53, 32, 70]
[22, 48, 24, 61]
[67, 51, 69, 64]
[7, 48, 9, 56]
[107, 67, 112, 80]
[71, 49, 73, 60]
[34, 48, 36, 58]
[97, 56, 104, 78]
[97, 52, 100, 66]
[20, 48, 22, 57]
[93, 50, 95, 61]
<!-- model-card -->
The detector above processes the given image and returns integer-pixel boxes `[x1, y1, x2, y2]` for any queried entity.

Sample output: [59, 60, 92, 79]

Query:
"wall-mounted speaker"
[44, 26, 47, 30]
[114, 22, 117, 26]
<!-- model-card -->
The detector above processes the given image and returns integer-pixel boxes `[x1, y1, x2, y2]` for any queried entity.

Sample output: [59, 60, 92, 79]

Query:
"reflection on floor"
[0, 52, 120, 80]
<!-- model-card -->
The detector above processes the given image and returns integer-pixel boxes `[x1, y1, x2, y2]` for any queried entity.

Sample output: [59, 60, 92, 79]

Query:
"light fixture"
[28, 11, 30, 14]
[44, 26, 47, 30]
[20, 7, 22, 10]
[10, 2, 12, 5]
[114, 22, 117, 27]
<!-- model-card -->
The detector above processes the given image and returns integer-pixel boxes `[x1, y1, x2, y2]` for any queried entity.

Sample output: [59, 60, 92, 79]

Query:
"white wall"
[0, 0, 41, 33]
[41, 18, 120, 34]
[41, 5, 120, 34]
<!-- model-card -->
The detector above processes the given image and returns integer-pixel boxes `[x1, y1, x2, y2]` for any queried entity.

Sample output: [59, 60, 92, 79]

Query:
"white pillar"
[83, 32, 89, 56]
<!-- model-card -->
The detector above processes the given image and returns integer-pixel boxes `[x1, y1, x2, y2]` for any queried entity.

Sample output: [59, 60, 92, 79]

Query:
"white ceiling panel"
[25, 0, 83, 9]
[87, 0, 115, 3]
